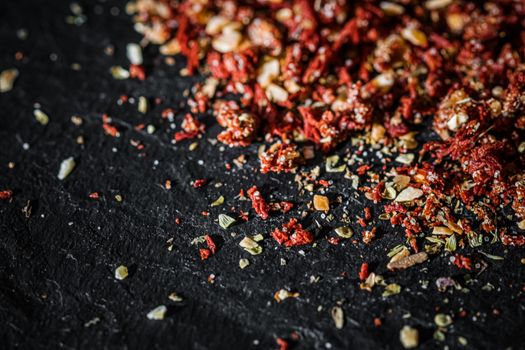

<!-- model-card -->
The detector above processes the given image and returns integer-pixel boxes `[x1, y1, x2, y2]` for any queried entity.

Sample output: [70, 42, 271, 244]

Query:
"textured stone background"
[0, 1, 523, 349]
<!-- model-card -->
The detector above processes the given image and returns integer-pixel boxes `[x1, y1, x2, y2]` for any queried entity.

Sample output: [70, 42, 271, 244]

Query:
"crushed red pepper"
[247, 186, 270, 220]
[359, 262, 370, 281]
[452, 254, 472, 271]
[88, 192, 100, 199]
[204, 234, 216, 254]
[192, 179, 207, 188]
[0, 190, 13, 200]
[199, 248, 211, 261]
[272, 218, 314, 247]
[127, 0, 524, 249]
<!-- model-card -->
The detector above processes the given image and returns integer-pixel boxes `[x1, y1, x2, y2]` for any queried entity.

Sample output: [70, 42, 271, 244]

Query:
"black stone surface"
[0, 1, 524, 349]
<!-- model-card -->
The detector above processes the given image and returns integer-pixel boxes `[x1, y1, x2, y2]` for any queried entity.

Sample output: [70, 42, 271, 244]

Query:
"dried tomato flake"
[0, 190, 13, 200]
[88, 192, 99, 199]
[204, 234, 216, 254]
[193, 179, 207, 188]
[272, 218, 314, 247]
[103, 123, 119, 137]
[453, 254, 472, 271]
[359, 262, 369, 281]
[247, 186, 269, 220]
[199, 248, 211, 260]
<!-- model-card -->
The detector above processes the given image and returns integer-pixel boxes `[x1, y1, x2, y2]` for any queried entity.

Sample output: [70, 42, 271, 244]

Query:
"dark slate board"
[0, 1, 524, 349]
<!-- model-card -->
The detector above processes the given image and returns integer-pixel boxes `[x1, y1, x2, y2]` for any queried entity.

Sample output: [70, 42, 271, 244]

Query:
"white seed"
[380, 2, 405, 15]
[265, 83, 289, 103]
[160, 38, 181, 55]
[275, 8, 292, 22]
[400, 325, 419, 349]
[372, 71, 395, 91]
[202, 77, 219, 98]
[393, 175, 411, 191]
[147, 305, 167, 320]
[205, 16, 229, 35]
[331, 306, 345, 329]
[34, 109, 49, 125]
[257, 58, 280, 88]
[126, 43, 143, 65]
[0, 68, 19, 93]
[395, 186, 423, 202]
[447, 112, 468, 131]
[425, 0, 453, 11]
[401, 27, 428, 47]
[58, 157, 76, 180]
[138, 96, 148, 114]
[447, 13, 465, 33]
[115, 265, 129, 280]
[284, 79, 301, 94]
[212, 30, 242, 53]
[395, 153, 415, 165]
[110, 66, 130, 79]
[239, 258, 250, 269]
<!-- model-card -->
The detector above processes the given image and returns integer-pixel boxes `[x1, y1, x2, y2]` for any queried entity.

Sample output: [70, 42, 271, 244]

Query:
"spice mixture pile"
[122, 0, 524, 257]
[3, 0, 524, 348]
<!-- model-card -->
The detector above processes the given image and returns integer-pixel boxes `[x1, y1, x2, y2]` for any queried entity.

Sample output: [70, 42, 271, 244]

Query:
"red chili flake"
[204, 234, 216, 254]
[103, 123, 119, 137]
[247, 186, 269, 220]
[276, 338, 289, 350]
[453, 254, 472, 271]
[175, 217, 181, 225]
[270, 201, 294, 214]
[500, 233, 525, 246]
[239, 211, 249, 222]
[364, 207, 372, 221]
[129, 64, 146, 80]
[357, 164, 371, 176]
[165, 180, 172, 190]
[328, 237, 340, 245]
[359, 262, 369, 281]
[201, 211, 209, 217]
[174, 113, 204, 141]
[238, 189, 246, 199]
[362, 227, 377, 244]
[130, 139, 144, 150]
[318, 179, 330, 187]
[193, 179, 207, 188]
[272, 218, 314, 247]
[161, 108, 176, 119]
[374, 317, 382, 327]
[88, 192, 99, 199]
[0, 190, 13, 200]
[199, 248, 211, 260]
[409, 237, 419, 253]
